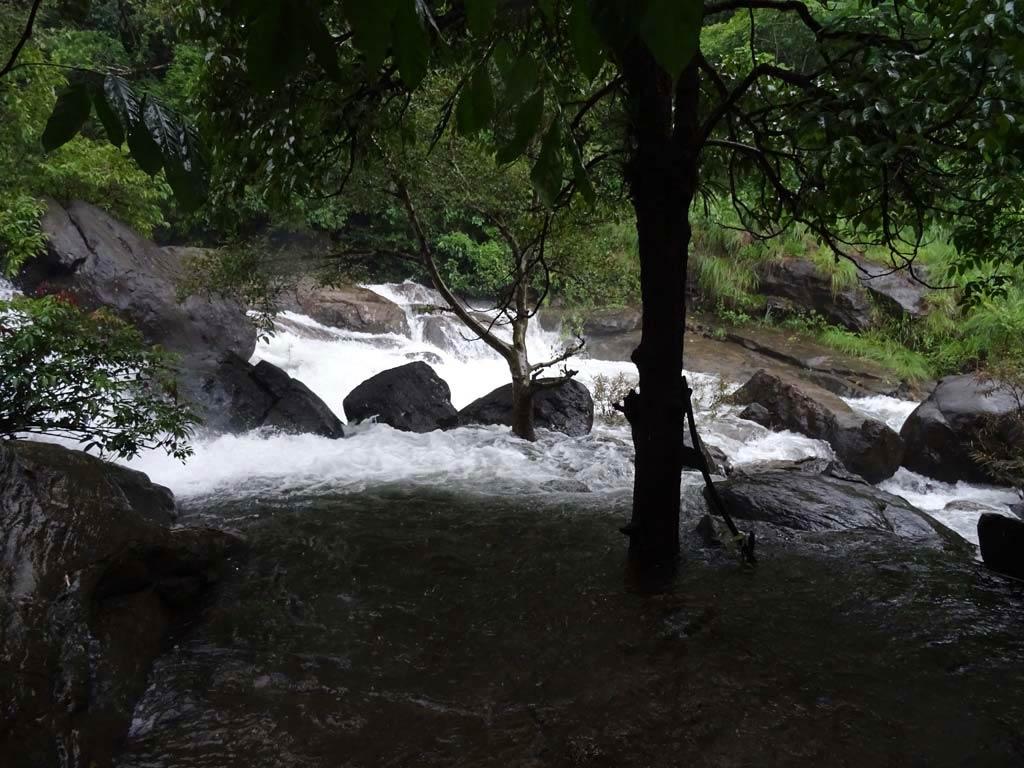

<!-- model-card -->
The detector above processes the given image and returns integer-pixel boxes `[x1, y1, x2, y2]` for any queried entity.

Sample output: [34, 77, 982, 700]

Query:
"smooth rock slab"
[709, 465, 951, 546]
[456, 379, 594, 437]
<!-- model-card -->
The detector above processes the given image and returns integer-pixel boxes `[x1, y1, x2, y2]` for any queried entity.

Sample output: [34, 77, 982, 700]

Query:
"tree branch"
[0, 0, 44, 79]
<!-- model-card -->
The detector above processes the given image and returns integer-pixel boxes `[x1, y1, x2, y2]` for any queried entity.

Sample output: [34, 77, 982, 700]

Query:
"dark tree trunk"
[620, 50, 701, 564]
[510, 375, 537, 441]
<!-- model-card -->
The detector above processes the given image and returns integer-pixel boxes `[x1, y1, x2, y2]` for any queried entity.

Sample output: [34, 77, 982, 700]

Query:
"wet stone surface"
[114, 489, 1024, 768]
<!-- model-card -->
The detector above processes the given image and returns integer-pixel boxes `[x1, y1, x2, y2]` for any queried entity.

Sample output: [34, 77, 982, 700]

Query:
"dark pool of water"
[116, 488, 1024, 767]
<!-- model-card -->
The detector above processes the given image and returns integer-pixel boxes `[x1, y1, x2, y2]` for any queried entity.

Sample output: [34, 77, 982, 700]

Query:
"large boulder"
[900, 374, 1021, 484]
[200, 355, 345, 438]
[22, 200, 256, 370]
[852, 254, 931, 319]
[0, 441, 243, 768]
[457, 379, 594, 437]
[287, 279, 409, 336]
[582, 306, 642, 337]
[756, 257, 874, 331]
[343, 362, 457, 432]
[731, 370, 904, 482]
[709, 462, 952, 546]
[977, 513, 1024, 579]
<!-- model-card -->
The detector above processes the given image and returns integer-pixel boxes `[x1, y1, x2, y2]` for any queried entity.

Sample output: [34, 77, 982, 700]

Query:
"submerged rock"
[900, 374, 1021, 484]
[977, 513, 1024, 580]
[344, 361, 457, 433]
[456, 379, 595, 437]
[0, 441, 244, 768]
[730, 370, 904, 482]
[286, 279, 409, 336]
[709, 463, 951, 546]
[202, 355, 345, 438]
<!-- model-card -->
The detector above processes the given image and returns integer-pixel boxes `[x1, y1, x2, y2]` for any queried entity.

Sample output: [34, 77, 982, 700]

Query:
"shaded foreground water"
[117, 488, 1024, 767]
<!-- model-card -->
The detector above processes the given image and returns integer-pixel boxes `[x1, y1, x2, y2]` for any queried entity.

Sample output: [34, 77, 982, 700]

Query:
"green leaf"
[635, 0, 703, 80]
[569, 0, 604, 81]
[456, 66, 494, 136]
[247, 0, 303, 91]
[502, 55, 538, 105]
[126, 97, 164, 175]
[101, 75, 141, 134]
[308, 16, 342, 81]
[164, 122, 208, 211]
[465, 0, 497, 37]
[393, 0, 430, 88]
[91, 81, 124, 146]
[345, 0, 398, 75]
[497, 88, 544, 164]
[571, 142, 596, 205]
[41, 82, 92, 152]
[531, 121, 564, 206]
[536, 0, 555, 24]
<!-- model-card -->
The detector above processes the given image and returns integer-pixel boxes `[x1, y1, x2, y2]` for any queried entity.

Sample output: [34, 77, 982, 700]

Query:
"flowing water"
[6, 279, 1024, 764]
[124, 281, 1020, 543]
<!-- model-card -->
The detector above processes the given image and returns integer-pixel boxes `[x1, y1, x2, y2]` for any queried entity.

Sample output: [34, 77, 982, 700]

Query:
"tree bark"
[620, 49, 701, 564]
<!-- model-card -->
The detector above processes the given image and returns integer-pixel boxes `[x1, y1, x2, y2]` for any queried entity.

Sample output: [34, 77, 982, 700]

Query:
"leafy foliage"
[0, 295, 195, 459]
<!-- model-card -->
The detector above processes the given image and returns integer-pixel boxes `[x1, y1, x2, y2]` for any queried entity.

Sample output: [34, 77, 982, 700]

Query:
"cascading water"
[116, 280, 1021, 544]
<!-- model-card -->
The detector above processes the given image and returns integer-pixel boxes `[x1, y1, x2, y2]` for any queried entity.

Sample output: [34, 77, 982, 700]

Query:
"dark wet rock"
[456, 379, 594, 437]
[20, 201, 259, 430]
[0, 440, 244, 768]
[900, 374, 1021, 484]
[683, 433, 725, 476]
[421, 315, 463, 354]
[582, 306, 642, 336]
[852, 254, 931, 319]
[405, 351, 444, 366]
[738, 402, 772, 427]
[23, 200, 255, 372]
[710, 464, 951, 546]
[943, 499, 1007, 515]
[286, 279, 409, 336]
[200, 355, 344, 438]
[694, 514, 722, 547]
[756, 257, 874, 331]
[730, 370, 904, 482]
[977, 513, 1024, 579]
[344, 362, 457, 433]
[1011, 501, 1024, 521]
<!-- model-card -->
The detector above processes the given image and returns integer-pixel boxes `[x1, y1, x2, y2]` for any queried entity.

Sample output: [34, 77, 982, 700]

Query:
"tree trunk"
[621, 50, 701, 565]
[510, 375, 537, 441]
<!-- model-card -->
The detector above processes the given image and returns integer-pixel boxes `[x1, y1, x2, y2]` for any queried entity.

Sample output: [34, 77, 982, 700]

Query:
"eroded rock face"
[900, 374, 1021, 484]
[977, 513, 1024, 579]
[852, 254, 931, 319]
[201, 355, 345, 438]
[457, 379, 595, 437]
[756, 258, 874, 331]
[23, 200, 256, 371]
[730, 370, 904, 482]
[343, 362, 457, 433]
[287, 280, 409, 336]
[709, 462, 952, 546]
[0, 441, 244, 768]
[582, 306, 642, 337]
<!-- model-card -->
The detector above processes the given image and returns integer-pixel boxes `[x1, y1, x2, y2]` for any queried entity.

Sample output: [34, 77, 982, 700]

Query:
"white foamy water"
[111, 280, 1022, 541]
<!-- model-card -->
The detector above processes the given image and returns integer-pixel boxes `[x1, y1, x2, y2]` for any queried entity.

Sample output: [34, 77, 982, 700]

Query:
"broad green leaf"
[493, 40, 515, 77]
[164, 122, 208, 211]
[308, 16, 342, 81]
[393, 0, 430, 88]
[502, 55, 538, 105]
[531, 121, 564, 206]
[571, 143, 596, 205]
[91, 81, 124, 146]
[465, 0, 497, 37]
[497, 88, 544, 164]
[635, 0, 703, 80]
[456, 66, 494, 136]
[41, 82, 92, 152]
[345, 0, 399, 74]
[101, 75, 141, 134]
[126, 97, 164, 175]
[569, 0, 604, 81]
[247, 1, 301, 91]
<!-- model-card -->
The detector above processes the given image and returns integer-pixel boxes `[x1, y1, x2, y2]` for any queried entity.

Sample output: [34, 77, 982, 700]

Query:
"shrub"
[0, 296, 196, 459]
